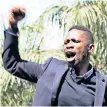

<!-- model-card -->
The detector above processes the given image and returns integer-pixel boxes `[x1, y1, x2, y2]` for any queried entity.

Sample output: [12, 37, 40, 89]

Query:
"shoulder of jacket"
[42, 57, 67, 72]
[95, 70, 107, 82]
[44, 57, 67, 67]
[50, 57, 67, 64]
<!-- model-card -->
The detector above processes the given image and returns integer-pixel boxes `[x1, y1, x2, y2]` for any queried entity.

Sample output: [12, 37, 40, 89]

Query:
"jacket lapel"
[94, 72, 106, 106]
[51, 62, 68, 105]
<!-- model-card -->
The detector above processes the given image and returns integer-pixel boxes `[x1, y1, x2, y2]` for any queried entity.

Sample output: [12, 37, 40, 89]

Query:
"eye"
[64, 39, 70, 44]
[71, 39, 80, 43]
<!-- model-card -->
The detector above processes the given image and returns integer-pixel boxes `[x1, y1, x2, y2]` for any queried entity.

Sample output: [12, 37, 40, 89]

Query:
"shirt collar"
[77, 67, 94, 79]
[69, 64, 94, 82]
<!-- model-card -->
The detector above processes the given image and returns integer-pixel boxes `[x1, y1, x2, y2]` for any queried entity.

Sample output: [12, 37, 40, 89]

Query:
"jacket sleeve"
[2, 28, 52, 83]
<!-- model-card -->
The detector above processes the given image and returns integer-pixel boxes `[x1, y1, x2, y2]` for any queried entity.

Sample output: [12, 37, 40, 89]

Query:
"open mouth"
[66, 51, 76, 58]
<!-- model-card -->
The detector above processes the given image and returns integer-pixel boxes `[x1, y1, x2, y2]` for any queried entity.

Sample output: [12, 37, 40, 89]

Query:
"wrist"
[9, 21, 18, 29]
[5, 27, 19, 36]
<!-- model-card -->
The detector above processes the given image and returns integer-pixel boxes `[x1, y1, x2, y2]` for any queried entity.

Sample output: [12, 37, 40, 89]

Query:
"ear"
[88, 44, 94, 53]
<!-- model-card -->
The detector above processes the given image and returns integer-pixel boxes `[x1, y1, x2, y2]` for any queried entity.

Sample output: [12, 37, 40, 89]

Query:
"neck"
[74, 60, 89, 76]
[68, 58, 90, 76]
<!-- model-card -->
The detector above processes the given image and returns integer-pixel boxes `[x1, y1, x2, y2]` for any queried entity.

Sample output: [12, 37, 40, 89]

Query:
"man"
[2, 7, 107, 106]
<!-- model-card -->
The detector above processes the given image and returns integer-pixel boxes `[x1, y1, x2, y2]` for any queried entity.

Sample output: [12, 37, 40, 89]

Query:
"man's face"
[64, 29, 91, 66]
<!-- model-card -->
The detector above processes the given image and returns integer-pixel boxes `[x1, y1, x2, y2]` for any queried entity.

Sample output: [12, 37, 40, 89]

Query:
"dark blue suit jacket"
[2, 28, 107, 106]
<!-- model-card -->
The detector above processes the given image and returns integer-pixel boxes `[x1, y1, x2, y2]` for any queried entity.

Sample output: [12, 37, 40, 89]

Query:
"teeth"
[67, 58, 75, 62]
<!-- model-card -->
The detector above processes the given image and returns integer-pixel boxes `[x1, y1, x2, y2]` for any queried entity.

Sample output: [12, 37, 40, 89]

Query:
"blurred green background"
[0, 0, 107, 106]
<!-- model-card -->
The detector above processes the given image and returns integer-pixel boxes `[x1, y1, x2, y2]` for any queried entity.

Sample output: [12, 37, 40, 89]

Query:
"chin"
[67, 58, 81, 66]
[66, 58, 75, 65]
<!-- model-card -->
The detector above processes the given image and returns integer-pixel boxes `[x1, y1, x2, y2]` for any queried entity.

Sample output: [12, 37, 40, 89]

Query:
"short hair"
[68, 25, 94, 44]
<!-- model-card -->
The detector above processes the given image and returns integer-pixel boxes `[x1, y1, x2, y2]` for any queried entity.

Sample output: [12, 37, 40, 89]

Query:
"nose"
[66, 41, 74, 49]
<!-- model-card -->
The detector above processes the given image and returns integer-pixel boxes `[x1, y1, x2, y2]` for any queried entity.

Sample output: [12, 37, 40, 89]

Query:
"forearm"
[3, 6, 25, 71]
[2, 28, 21, 72]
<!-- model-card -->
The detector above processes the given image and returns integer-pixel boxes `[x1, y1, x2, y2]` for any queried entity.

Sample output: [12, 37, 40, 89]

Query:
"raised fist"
[9, 6, 26, 28]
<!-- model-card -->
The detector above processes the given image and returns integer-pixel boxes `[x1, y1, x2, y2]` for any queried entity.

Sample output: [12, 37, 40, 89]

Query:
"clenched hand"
[9, 6, 26, 28]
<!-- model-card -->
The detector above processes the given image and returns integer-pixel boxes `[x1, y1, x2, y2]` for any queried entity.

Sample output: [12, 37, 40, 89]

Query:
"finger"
[19, 7, 26, 17]
[19, 7, 26, 13]
[11, 7, 19, 13]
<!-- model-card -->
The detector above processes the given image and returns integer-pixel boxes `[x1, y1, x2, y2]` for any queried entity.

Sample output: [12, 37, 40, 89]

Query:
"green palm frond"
[0, 0, 107, 106]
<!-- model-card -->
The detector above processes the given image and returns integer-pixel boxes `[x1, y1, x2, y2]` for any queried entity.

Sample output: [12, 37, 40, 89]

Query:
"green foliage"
[0, 0, 107, 106]
[1, 72, 35, 106]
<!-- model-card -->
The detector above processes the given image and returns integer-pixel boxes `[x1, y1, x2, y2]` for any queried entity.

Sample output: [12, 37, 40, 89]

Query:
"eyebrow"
[64, 38, 81, 43]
